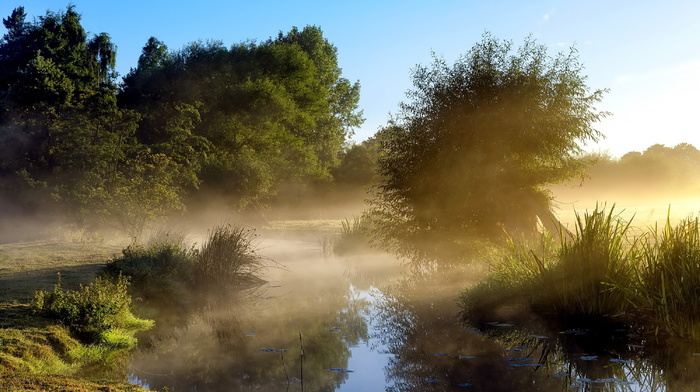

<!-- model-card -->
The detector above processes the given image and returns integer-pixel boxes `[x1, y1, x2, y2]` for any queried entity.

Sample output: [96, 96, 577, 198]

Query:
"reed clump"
[105, 223, 266, 304]
[630, 216, 700, 339]
[334, 214, 375, 255]
[461, 206, 700, 340]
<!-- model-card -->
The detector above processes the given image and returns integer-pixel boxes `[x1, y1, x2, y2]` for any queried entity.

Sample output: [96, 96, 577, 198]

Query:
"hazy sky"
[2, 1, 699, 157]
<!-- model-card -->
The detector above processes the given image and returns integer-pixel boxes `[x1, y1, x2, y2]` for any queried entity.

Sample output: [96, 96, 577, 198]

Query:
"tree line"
[0, 6, 363, 234]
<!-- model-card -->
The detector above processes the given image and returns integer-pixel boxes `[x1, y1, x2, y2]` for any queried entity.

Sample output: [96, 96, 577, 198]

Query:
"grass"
[333, 214, 375, 255]
[105, 223, 267, 307]
[0, 231, 152, 391]
[626, 215, 700, 339]
[461, 205, 700, 340]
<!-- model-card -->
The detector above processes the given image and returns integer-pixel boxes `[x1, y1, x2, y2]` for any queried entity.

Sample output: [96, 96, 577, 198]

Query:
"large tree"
[0, 6, 188, 234]
[370, 33, 608, 263]
[120, 26, 363, 211]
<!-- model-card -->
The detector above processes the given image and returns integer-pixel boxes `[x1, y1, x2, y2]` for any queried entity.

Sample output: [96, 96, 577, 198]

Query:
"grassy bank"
[0, 238, 151, 391]
[461, 206, 700, 340]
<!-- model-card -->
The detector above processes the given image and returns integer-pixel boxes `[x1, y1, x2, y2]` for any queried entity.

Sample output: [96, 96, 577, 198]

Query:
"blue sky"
[3, 1, 699, 157]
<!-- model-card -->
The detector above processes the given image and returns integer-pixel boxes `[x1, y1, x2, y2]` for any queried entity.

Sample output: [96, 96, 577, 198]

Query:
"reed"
[462, 206, 638, 324]
[334, 214, 374, 255]
[463, 205, 700, 340]
[632, 215, 700, 339]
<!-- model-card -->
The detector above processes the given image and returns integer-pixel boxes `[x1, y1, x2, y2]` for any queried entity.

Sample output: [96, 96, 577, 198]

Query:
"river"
[126, 228, 700, 391]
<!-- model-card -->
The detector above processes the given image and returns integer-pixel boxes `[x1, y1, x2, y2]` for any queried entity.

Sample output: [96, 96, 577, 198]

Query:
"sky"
[2, 0, 699, 157]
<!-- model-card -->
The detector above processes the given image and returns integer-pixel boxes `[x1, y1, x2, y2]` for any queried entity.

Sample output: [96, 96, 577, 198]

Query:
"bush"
[104, 241, 194, 303]
[31, 275, 153, 343]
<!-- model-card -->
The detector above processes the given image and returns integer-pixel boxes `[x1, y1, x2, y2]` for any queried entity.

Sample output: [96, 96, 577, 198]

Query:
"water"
[127, 231, 700, 391]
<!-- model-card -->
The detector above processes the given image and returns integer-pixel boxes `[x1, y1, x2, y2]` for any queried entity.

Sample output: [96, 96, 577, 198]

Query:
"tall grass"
[629, 216, 700, 339]
[194, 224, 265, 288]
[334, 214, 374, 255]
[462, 206, 700, 340]
[105, 223, 266, 304]
[546, 206, 637, 316]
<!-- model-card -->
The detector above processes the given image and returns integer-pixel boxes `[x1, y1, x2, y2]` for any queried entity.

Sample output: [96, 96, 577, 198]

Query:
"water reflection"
[128, 233, 700, 391]
[129, 235, 396, 391]
[374, 265, 700, 391]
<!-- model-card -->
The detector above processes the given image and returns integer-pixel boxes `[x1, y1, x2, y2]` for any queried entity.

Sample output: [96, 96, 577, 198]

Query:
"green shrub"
[31, 275, 153, 343]
[106, 224, 265, 304]
[104, 242, 194, 303]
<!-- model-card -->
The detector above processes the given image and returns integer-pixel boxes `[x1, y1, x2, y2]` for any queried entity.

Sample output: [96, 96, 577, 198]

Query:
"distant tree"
[370, 33, 608, 263]
[333, 137, 381, 187]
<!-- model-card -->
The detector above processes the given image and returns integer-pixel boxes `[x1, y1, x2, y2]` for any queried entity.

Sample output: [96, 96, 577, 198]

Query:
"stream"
[126, 230, 700, 391]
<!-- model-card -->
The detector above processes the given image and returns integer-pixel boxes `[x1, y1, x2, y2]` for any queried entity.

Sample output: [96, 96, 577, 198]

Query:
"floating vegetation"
[327, 368, 354, 373]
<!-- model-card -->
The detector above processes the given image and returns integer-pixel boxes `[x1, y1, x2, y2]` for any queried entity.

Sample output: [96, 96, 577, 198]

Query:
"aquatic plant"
[544, 206, 637, 317]
[463, 205, 700, 341]
[631, 215, 700, 339]
[462, 206, 638, 324]
[194, 224, 265, 288]
[334, 214, 375, 255]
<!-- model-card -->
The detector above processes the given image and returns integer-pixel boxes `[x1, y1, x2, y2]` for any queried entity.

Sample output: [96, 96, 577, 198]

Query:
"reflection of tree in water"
[130, 262, 371, 391]
[458, 296, 700, 391]
[373, 268, 583, 391]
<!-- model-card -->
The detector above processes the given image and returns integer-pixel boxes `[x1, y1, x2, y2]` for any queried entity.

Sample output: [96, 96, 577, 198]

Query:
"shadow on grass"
[0, 263, 107, 303]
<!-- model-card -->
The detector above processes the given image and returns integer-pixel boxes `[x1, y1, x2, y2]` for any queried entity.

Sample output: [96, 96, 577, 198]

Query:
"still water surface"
[127, 230, 700, 391]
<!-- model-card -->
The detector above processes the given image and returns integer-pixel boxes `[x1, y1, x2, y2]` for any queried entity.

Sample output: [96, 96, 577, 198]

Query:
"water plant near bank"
[105, 223, 266, 306]
[461, 206, 700, 340]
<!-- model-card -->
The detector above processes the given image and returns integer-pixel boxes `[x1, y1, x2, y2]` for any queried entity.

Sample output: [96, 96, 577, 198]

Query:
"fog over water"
[124, 203, 700, 391]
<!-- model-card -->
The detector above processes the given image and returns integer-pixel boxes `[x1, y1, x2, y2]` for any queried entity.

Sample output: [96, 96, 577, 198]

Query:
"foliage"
[120, 26, 363, 211]
[557, 143, 700, 201]
[333, 137, 382, 187]
[0, 6, 192, 234]
[31, 274, 153, 343]
[103, 241, 194, 304]
[370, 33, 608, 264]
[0, 6, 363, 233]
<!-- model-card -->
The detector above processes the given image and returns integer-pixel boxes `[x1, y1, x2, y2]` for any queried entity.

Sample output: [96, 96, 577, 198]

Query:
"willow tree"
[370, 33, 608, 263]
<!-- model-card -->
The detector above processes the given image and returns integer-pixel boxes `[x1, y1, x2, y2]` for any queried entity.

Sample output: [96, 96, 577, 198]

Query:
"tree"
[119, 27, 363, 211]
[0, 6, 191, 234]
[370, 33, 608, 263]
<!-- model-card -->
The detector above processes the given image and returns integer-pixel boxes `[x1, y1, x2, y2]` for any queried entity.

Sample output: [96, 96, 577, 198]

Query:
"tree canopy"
[119, 26, 363, 210]
[370, 33, 608, 263]
[0, 5, 362, 235]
